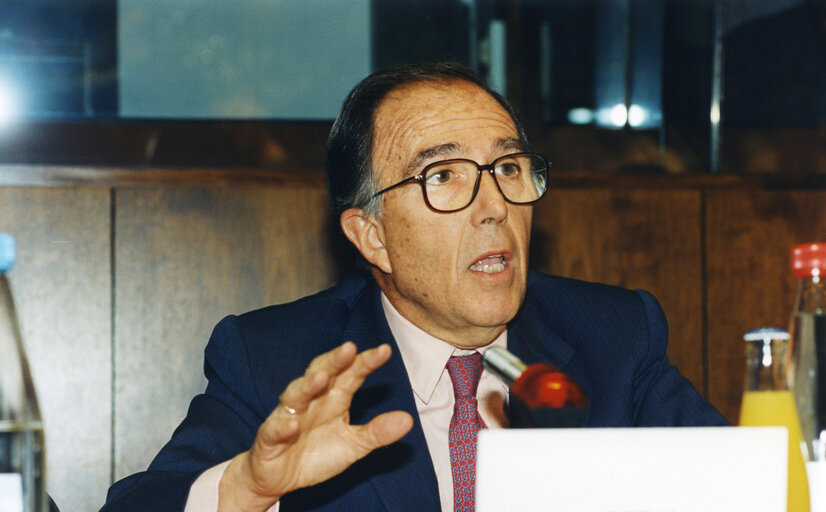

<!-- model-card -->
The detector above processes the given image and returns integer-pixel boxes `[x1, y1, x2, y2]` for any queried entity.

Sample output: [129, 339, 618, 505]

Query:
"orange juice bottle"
[739, 327, 810, 512]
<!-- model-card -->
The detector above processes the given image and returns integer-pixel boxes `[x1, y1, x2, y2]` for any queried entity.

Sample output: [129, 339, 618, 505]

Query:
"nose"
[470, 170, 508, 225]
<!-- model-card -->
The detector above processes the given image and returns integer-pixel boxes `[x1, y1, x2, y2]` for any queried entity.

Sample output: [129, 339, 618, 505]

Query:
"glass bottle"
[739, 327, 810, 512]
[789, 242, 826, 510]
[0, 234, 46, 512]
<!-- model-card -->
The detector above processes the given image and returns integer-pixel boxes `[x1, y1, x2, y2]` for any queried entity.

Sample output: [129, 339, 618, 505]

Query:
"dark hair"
[325, 61, 531, 219]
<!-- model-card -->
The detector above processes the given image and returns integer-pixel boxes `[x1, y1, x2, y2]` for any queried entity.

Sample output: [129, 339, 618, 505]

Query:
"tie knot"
[446, 352, 484, 399]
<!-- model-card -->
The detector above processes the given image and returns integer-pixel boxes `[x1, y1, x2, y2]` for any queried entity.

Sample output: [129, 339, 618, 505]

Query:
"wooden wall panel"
[705, 190, 826, 423]
[1, 170, 818, 511]
[532, 189, 707, 396]
[0, 187, 111, 512]
[113, 184, 337, 479]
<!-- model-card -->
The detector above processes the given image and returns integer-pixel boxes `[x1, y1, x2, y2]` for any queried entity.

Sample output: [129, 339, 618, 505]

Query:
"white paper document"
[477, 427, 787, 512]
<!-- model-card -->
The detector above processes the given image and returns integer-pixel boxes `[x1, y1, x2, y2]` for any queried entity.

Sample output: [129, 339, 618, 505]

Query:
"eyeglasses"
[371, 152, 549, 213]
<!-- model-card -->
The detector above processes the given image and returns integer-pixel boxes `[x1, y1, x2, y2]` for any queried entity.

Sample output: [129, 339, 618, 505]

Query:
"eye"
[424, 167, 456, 185]
[496, 161, 521, 178]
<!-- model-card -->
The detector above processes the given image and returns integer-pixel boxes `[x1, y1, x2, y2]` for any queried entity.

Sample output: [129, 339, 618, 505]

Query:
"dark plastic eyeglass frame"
[370, 152, 549, 213]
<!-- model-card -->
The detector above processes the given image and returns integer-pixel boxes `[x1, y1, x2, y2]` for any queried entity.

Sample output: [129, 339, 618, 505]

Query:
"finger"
[278, 342, 389, 412]
[256, 410, 301, 451]
[305, 341, 358, 378]
[277, 342, 357, 414]
[277, 368, 330, 416]
[258, 368, 330, 449]
[330, 344, 393, 396]
[350, 411, 414, 456]
[261, 344, 394, 447]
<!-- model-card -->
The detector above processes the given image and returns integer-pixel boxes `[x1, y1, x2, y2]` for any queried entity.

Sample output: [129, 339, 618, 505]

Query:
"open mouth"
[469, 254, 509, 274]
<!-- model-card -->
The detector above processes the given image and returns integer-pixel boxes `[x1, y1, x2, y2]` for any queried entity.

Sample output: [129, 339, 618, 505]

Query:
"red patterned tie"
[447, 352, 486, 512]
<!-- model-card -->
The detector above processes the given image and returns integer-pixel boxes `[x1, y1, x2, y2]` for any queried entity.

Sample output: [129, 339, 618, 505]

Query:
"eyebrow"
[496, 137, 526, 152]
[404, 137, 526, 176]
[404, 143, 461, 176]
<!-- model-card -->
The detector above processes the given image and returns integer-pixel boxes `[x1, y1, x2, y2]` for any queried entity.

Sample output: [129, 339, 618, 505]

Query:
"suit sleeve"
[631, 289, 729, 426]
[100, 315, 267, 512]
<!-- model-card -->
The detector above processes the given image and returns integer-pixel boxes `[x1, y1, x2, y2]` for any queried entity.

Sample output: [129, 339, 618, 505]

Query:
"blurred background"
[0, 1, 824, 510]
[2, 0, 825, 173]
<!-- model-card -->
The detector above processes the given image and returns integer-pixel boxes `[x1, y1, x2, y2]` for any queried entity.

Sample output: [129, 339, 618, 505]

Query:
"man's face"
[355, 80, 534, 348]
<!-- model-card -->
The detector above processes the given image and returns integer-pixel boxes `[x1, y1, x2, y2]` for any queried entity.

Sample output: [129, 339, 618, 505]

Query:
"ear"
[340, 208, 392, 274]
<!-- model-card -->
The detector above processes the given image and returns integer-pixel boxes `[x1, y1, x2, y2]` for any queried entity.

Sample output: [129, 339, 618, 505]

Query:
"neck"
[374, 271, 506, 349]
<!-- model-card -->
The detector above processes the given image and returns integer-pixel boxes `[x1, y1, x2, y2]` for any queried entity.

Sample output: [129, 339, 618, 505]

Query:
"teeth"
[470, 262, 506, 273]
[469, 257, 508, 273]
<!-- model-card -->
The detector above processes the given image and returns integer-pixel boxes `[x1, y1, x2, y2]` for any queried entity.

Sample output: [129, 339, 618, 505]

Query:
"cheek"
[515, 210, 534, 244]
[385, 217, 427, 264]
[387, 217, 459, 271]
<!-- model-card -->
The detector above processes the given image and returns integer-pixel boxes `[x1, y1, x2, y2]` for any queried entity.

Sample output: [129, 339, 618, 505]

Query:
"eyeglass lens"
[422, 154, 547, 211]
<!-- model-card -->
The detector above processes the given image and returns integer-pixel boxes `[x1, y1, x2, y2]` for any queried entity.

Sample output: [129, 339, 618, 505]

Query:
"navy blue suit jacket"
[101, 271, 726, 511]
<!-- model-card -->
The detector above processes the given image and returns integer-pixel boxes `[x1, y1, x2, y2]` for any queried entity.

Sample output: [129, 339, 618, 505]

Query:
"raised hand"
[218, 342, 414, 511]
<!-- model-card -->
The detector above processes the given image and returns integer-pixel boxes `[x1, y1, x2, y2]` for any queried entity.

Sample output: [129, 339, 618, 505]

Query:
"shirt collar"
[380, 292, 507, 404]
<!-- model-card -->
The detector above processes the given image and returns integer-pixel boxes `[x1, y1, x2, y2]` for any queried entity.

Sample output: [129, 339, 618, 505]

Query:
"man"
[101, 62, 726, 512]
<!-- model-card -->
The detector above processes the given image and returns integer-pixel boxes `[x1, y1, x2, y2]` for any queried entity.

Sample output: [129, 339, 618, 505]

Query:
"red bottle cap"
[791, 243, 826, 278]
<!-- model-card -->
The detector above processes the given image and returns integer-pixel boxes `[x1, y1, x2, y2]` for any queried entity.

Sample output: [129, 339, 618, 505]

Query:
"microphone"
[482, 346, 589, 428]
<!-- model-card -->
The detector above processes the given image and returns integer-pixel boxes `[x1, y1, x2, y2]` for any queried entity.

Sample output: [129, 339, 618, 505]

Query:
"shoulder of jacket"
[524, 271, 645, 319]
[232, 273, 372, 342]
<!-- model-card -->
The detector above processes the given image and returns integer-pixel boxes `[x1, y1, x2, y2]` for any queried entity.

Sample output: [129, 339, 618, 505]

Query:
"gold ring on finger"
[281, 403, 298, 415]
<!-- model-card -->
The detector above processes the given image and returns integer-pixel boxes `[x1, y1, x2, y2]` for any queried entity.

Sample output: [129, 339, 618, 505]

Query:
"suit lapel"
[342, 281, 441, 512]
[507, 297, 575, 371]
[507, 291, 596, 426]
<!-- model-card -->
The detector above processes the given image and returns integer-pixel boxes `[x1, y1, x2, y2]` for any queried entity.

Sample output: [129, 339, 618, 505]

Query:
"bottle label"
[0, 473, 23, 512]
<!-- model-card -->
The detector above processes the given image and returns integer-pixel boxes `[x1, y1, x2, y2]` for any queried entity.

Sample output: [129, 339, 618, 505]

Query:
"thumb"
[352, 411, 414, 455]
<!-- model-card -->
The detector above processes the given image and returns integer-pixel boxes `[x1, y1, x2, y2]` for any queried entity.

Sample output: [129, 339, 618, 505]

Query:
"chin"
[473, 299, 521, 327]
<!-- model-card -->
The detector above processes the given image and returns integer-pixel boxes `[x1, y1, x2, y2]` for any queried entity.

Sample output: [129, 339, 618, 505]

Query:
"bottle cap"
[792, 242, 826, 278]
[743, 327, 789, 342]
[0, 233, 15, 272]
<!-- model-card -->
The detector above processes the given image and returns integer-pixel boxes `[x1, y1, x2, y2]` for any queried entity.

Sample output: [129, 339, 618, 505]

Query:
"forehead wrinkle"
[372, 81, 520, 183]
